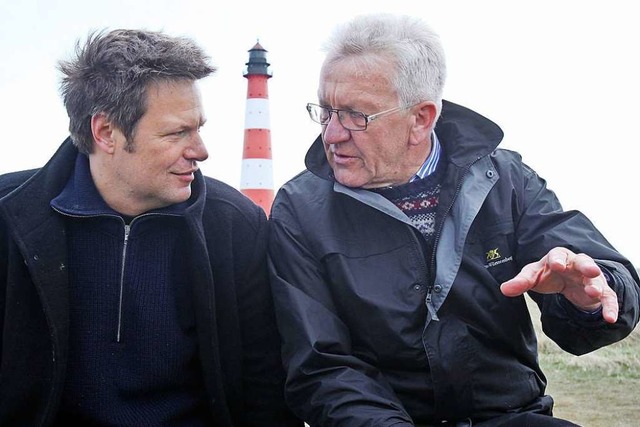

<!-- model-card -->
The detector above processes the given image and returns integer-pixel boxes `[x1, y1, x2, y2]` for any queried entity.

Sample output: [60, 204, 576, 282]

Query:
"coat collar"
[50, 150, 195, 219]
[1, 137, 207, 246]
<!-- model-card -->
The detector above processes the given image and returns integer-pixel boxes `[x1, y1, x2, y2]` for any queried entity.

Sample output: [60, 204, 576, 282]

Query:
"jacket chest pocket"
[323, 244, 429, 357]
[466, 219, 518, 283]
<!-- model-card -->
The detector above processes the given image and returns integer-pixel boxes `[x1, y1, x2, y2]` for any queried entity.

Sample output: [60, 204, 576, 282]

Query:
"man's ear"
[409, 101, 438, 146]
[91, 113, 117, 154]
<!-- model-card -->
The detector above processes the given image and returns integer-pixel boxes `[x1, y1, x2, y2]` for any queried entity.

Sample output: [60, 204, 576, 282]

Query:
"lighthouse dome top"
[244, 39, 272, 77]
[250, 40, 267, 52]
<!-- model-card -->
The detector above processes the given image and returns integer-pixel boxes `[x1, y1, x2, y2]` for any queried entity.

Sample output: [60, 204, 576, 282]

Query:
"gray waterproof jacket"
[268, 100, 640, 426]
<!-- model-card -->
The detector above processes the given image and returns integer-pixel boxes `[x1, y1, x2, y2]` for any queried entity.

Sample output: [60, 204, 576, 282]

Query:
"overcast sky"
[0, 0, 638, 266]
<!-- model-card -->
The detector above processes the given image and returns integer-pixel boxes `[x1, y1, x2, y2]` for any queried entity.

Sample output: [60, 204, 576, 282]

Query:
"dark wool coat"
[0, 138, 302, 427]
[268, 100, 640, 426]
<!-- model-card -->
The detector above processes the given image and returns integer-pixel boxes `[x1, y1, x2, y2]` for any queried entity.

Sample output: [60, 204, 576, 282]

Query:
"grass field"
[529, 297, 640, 427]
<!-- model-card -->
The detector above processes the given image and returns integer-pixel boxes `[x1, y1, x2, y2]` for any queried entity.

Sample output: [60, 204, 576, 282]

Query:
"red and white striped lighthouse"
[240, 41, 274, 214]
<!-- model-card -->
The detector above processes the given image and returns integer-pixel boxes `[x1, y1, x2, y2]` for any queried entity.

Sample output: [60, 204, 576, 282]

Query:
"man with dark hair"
[0, 28, 301, 427]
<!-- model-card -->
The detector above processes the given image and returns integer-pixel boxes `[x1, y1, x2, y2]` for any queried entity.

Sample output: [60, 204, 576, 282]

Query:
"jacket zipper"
[426, 157, 483, 320]
[116, 224, 130, 343]
[48, 210, 180, 343]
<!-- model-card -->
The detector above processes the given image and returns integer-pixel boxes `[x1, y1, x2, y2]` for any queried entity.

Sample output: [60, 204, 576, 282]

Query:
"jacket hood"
[304, 100, 504, 181]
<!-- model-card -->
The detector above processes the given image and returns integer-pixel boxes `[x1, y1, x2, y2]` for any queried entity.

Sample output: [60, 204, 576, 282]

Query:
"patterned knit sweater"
[373, 162, 446, 254]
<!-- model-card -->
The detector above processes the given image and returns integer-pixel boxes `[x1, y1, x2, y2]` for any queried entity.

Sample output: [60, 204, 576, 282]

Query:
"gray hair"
[58, 29, 217, 154]
[322, 13, 446, 118]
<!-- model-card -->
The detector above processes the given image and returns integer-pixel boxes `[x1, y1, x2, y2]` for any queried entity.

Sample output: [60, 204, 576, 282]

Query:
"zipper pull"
[425, 287, 439, 321]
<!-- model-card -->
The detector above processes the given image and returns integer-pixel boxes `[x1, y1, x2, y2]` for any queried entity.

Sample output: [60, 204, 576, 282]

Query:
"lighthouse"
[240, 41, 274, 215]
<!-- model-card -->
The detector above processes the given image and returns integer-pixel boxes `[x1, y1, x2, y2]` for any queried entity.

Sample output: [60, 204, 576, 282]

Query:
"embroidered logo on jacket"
[484, 247, 513, 268]
[486, 248, 501, 261]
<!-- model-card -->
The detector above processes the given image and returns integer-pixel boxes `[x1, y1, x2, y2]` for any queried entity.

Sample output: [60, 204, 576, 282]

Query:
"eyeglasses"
[306, 102, 414, 131]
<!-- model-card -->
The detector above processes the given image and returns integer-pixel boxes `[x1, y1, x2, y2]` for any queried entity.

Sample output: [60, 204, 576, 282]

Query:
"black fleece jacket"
[0, 138, 302, 427]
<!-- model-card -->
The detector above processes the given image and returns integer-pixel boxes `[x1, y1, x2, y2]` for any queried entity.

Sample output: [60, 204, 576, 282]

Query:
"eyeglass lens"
[311, 105, 367, 130]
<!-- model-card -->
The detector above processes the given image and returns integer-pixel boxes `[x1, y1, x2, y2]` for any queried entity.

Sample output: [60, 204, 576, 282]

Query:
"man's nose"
[322, 113, 350, 144]
[185, 133, 209, 161]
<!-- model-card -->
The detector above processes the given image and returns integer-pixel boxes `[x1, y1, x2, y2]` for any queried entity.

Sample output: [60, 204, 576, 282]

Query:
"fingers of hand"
[500, 262, 543, 297]
[582, 275, 606, 299]
[583, 274, 619, 323]
[600, 286, 620, 323]
[547, 247, 570, 272]
[570, 252, 602, 278]
[565, 271, 618, 323]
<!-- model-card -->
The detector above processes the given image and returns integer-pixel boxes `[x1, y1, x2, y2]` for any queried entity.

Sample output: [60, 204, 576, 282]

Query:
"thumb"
[501, 276, 533, 297]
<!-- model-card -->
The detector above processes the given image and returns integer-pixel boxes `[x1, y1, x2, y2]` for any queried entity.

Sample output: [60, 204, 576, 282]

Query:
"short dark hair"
[58, 29, 217, 154]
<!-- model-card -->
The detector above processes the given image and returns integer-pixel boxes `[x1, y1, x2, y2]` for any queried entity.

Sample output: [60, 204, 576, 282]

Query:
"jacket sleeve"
[0, 170, 37, 359]
[0, 209, 6, 353]
[201, 178, 303, 427]
[268, 191, 414, 427]
[228, 205, 304, 427]
[514, 160, 640, 355]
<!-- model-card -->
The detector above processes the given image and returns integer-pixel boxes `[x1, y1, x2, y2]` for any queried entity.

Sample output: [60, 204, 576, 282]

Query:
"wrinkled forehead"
[318, 56, 396, 104]
[320, 54, 393, 80]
